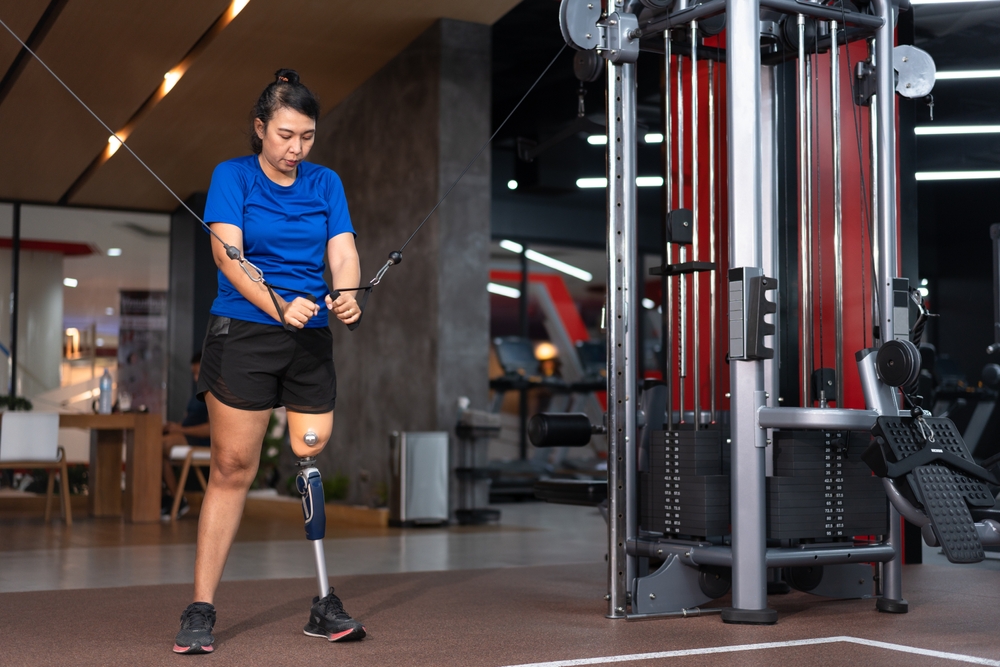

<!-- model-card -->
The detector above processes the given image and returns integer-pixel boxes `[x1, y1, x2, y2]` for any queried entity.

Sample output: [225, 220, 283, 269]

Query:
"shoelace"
[318, 591, 348, 619]
[182, 604, 215, 630]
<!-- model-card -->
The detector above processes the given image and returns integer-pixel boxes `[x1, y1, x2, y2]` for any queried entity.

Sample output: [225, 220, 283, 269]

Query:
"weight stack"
[767, 430, 887, 540]
[640, 428, 730, 538]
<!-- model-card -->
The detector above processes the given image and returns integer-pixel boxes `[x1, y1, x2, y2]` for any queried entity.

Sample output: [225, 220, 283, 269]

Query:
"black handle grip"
[328, 289, 365, 331]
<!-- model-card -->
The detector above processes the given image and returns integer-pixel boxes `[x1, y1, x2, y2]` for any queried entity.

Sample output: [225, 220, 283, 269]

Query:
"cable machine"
[552, 0, 1000, 623]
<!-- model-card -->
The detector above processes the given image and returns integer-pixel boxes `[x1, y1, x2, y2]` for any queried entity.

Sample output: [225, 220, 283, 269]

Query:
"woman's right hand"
[282, 296, 321, 328]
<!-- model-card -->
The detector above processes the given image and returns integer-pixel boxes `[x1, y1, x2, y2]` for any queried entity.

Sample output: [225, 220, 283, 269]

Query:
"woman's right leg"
[192, 393, 271, 604]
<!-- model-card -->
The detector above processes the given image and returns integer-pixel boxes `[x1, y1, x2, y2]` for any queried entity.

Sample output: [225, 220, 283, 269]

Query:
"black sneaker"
[303, 588, 366, 642]
[173, 602, 216, 654]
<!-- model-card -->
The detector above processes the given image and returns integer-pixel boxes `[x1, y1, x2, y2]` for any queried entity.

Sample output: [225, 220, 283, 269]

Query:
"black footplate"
[911, 465, 984, 563]
[867, 416, 998, 564]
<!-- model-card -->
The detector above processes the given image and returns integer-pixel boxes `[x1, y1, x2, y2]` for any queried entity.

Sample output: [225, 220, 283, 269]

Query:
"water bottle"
[98, 368, 113, 414]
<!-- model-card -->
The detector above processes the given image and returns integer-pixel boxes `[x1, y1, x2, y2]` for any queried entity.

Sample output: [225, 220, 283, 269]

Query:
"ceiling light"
[534, 341, 558, 360]
[229, 0, 251, 19]
[920, 278, 928, 286]
[163, 70, 182, 94]
[577, 176, 664, 188]
[525, 249, 593, 282]
[645, 133, 664, 144]
[63, 278, 78, 287]
[507, 179, 518, 190]
[935, 69, 1000, 80]
[499, 240, 593, 282]
[914, 125, 1000, 135]
[915, 170, 1000, 181]
[107, 134, 123, 157]
[918, 287, 930, 297]
[587, 135, 608, 145]
[107, 248, 122, 256]
[105, 307, 114, 316]
[487, 282, 521, 299]
[500, 239, 524, 253]
[642, 298, 655, 309]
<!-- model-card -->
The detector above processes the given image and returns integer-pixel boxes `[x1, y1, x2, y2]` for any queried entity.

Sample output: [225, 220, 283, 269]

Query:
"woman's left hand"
[327, 292, 361, 324]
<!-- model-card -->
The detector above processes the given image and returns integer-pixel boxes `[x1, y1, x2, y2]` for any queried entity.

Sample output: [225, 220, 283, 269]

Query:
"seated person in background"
[162, 352, 210, 518]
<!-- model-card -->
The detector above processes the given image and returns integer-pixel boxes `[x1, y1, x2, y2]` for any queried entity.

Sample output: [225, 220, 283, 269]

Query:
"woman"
[173, 69, 365, 654]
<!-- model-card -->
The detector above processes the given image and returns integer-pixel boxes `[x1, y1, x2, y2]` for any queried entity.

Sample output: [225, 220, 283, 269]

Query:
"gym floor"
[1, 500, 998, 666]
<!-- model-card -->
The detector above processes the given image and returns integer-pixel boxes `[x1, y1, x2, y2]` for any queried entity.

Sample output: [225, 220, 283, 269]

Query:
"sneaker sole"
[303, 624, 366, 642]
[172, 643, 214, 654]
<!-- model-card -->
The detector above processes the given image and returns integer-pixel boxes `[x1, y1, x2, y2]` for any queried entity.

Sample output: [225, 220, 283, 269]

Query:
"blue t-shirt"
[204, 155, 355, 327]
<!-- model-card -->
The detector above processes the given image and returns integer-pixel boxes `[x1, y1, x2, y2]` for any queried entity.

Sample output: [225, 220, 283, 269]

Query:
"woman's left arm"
[326, 232, 362, 324]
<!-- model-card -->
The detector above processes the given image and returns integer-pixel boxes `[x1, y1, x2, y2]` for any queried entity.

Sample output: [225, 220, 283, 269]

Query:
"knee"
[210, 452, 257, 486]
[288, 417, 333, 458]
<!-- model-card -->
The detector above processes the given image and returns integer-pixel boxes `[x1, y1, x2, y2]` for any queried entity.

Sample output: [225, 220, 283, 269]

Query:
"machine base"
[876, 597, 909, 614]
[721, 607, 779, 625]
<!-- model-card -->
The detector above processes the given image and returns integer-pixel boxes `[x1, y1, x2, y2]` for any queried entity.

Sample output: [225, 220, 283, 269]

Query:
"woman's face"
[255, 106, 316, 176]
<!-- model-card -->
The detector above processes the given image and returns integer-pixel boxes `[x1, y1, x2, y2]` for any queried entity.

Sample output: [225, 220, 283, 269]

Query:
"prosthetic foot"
[296, 457, 366, 641]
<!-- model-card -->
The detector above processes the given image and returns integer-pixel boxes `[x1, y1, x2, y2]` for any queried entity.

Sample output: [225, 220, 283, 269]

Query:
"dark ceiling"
[0, 0, 520, 211]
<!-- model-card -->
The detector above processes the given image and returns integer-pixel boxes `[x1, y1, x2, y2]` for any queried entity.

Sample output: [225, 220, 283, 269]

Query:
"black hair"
[190, 351, 202, 364]
[249, 69, 321, 154]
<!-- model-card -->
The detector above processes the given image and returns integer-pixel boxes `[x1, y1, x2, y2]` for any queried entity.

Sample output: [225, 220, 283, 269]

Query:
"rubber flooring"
[2, 560, 998, 667]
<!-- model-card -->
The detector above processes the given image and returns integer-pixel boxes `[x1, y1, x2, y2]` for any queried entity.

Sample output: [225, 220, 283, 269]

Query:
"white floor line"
[498, 636, 1000, 667]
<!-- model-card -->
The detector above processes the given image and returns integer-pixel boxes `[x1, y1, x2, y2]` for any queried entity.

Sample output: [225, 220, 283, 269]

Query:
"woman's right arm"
[208, 222, 319, 329]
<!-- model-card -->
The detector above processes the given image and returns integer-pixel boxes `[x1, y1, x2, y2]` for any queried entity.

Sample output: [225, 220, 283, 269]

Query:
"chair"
[0, 412, 71, 526]
[168, 444, 212, 521]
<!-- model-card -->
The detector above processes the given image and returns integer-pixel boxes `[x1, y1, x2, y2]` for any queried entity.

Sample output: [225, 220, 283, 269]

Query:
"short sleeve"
[204, 161, 247, 229]
[326, 172, 355, 239]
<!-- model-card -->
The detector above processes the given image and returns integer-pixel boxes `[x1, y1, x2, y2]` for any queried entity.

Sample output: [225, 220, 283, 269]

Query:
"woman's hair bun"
[274, 68, 300, 85]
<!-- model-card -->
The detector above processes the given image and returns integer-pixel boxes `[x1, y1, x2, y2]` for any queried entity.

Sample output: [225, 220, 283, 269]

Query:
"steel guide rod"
[664, 32, 675, 431]
[797, 15, 811, 407]
[831, 20, 845, 407]
[806, 51, 816, 402]
[691, 20, 701, 427]
[676, 21, 687, 423]
[708, 59, 717, 423]
[606, 51, 638, 619]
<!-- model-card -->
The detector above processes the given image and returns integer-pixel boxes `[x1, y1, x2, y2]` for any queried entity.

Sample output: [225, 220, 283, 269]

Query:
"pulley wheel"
[573, 50, 604, 84]
[783, 566, 823, 593]
[876, 339, 922, 388]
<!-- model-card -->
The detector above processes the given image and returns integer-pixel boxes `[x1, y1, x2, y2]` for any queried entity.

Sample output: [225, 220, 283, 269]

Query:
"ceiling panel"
[0, 0, 229, 202]
[70, 0, 521, 210]
[0, 0, 50, 81]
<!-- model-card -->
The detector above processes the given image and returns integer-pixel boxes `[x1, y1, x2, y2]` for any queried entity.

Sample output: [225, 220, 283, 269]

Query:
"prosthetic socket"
[296, 456, 329, 598]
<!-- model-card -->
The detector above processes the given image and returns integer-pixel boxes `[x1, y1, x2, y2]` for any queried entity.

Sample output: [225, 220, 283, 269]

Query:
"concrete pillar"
[308, 19, 491, 509]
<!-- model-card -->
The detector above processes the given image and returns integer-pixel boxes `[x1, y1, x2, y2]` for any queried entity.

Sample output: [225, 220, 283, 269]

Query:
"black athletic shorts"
[197, 315, 336, 413]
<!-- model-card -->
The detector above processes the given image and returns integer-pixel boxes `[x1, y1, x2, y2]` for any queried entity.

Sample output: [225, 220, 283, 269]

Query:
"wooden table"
[60, 413, 162, 523]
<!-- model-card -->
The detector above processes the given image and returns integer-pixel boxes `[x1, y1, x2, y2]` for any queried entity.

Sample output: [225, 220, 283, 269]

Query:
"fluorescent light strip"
[499, 240, 593, 282]
[645, 133, 664, 144]
[63, 278, 78, 288]
[576, 177, 663, 188]
[525, 249, 593, 282]
[487, 283, 521, 299]
[587, 135, 608, 145]
[915, 125, 1000, 135]
[915, 170, 1000, 181]
[935, 69, 1000, 80]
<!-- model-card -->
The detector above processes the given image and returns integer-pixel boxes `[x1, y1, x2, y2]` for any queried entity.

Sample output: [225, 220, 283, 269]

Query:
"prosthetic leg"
[295, 453, 329, 599]
[295, 430, 366, 641]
